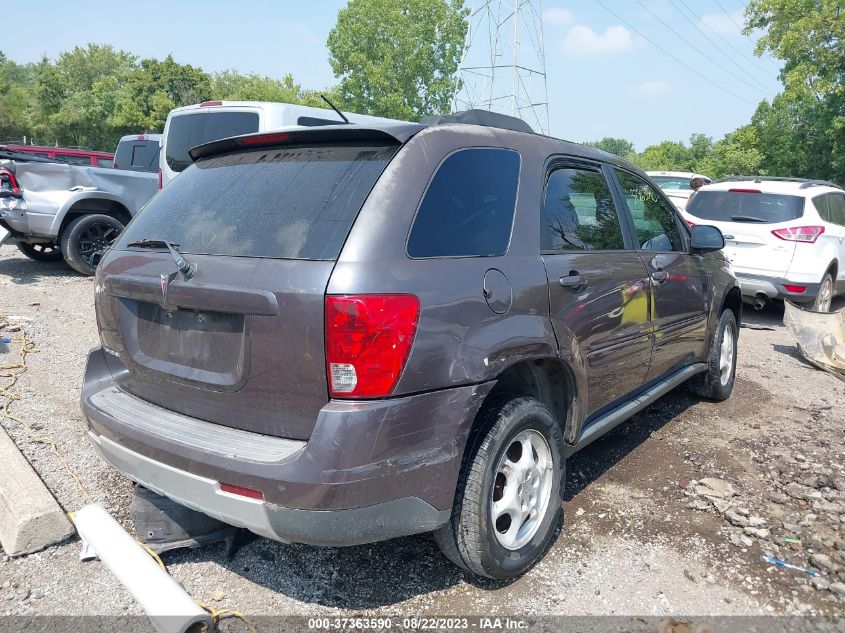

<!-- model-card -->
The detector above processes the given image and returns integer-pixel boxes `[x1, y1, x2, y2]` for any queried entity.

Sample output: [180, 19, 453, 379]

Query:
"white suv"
[684, 177, 845, 311]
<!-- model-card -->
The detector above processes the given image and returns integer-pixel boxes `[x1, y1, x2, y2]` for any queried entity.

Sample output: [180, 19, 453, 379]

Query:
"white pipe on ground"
[74, 504, 213, 633]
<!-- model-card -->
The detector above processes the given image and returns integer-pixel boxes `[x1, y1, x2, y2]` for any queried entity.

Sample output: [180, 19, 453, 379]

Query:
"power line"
[677, 0, 780, 76]
[666, 0, 773, 94]
[594, 0, 757, 105]
[713, 0, 745, 32]
[634, 0, 769, 99]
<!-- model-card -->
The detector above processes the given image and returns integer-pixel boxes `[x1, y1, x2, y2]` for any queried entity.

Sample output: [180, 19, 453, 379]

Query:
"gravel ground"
[0, 243, 844, 625]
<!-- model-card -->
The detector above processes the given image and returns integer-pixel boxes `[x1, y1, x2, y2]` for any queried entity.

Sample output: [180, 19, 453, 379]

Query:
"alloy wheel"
[491, 429, 554, 550]
[77, 222, 121, 268]
[719, 322, 735, 386]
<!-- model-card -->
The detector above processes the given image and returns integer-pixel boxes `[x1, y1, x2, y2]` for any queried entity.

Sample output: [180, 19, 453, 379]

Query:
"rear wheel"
[688, 309, 737, 401]
[434, 396, 565, 580]
[16, 242, 63, 262]
[60, 214, 124, 275]
[812, 271, 834, 312]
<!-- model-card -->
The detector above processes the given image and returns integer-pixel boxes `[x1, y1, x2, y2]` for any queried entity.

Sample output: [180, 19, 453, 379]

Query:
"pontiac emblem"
[160, 271, 177, 306]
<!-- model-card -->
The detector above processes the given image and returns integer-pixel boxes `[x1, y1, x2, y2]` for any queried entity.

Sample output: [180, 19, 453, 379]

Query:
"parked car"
[82, 111, 741, 580]
[1, 144, 114, 168]
[684, 177, 845, 312]
[113, 134, 161, 173]
[0, 158, 158, 274]
[160, 100, 404, 188]
[646, 170, 711, 211]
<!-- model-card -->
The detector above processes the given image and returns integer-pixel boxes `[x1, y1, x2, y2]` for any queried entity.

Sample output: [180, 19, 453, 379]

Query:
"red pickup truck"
[2, 144, 114, 167]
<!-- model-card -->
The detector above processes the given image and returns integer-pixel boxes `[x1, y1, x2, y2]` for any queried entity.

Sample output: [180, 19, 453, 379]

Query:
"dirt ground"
[1, 243, 843, 627]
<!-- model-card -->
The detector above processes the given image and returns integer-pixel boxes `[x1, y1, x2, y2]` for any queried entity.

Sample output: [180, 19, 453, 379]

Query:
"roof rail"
[711, 175, 842, 190]
[711, 175, 808, 184]
[420, 109, 535, 134]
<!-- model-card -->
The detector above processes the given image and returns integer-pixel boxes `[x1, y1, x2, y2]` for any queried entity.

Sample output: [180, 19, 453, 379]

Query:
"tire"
[812, 271, 834, 312]
[16, 242, 63, 262]
[434, 396, 565, 580]
[59, 214, 124, 276]
[688, 309, 737, 401]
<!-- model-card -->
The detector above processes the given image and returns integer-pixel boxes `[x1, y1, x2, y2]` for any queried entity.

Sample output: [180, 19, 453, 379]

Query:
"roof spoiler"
[421, 109, 535, 134]
[189, 124, 424, 162]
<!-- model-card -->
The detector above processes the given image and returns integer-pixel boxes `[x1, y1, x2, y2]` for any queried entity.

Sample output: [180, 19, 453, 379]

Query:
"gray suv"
[81, 112, 741, 579]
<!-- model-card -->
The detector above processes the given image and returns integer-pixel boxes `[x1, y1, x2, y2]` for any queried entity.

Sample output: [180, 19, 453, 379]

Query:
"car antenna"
[321, 95, 350, 124]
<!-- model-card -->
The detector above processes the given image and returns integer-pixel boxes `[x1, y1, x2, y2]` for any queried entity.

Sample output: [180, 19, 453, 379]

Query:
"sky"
[2, 0, 783, 150]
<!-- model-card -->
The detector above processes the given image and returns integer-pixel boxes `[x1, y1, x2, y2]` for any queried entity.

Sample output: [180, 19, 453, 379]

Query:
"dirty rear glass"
[165, 111, 259, 172]
[687, 191, 804, 224]
[117, 143, 397, 260]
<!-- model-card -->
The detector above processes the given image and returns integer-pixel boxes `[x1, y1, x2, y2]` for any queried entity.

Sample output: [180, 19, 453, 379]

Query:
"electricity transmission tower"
[452, 0, 549, 135]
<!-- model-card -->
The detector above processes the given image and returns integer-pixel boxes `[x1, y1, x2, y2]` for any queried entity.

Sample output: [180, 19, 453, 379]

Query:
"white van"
[159, 101, 402, 188]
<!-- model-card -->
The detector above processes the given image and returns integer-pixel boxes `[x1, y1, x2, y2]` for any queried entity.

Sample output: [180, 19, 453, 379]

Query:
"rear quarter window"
[407, 148, 520, 258]
[687, 190, 805, 224]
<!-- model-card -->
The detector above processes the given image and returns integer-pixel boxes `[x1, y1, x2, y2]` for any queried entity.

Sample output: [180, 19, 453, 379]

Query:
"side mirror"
[690, 224, 725, 252]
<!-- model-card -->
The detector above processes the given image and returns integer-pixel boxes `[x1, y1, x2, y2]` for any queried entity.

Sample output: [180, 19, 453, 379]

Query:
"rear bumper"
[81, 347, 493, 545]
[736, 272, 820, 302]
[88, 432, 450, 546]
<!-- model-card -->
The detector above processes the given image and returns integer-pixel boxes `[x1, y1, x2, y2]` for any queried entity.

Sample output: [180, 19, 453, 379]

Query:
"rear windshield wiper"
[126, 239, 196, 279]
[730, 215, 767, 223]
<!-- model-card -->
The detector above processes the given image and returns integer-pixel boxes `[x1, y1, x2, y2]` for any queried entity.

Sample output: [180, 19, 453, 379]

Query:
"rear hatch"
[96, 136, 400, 440]
[686, 189, 804, 277]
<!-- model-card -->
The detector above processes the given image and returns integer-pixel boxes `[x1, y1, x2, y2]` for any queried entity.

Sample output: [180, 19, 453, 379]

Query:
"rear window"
[115, 140, 159, 172]
[687, 190, 804, 224]
[117, 143, 397, 260]
[165, 111, 259, 172]
[651, 176, 692, 191]
[407, 148, 520, 258]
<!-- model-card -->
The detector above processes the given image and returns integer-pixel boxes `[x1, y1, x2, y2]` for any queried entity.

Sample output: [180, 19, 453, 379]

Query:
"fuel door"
[483, 268, 512, 314]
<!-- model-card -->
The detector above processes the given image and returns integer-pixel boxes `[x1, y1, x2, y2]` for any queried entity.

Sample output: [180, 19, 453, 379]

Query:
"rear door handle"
[650, 270, 668, 283]
[559, 273, 587, 289]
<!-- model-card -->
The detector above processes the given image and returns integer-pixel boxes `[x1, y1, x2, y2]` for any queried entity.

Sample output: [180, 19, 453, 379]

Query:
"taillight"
[771, 226, 825, 243]
[325, 294, 420, 398]
[728, 188, 761, 193]
[220, 482, 264, 500]
[157, 169, 162, 190]
[199, 100, 223, 107]
[783, 284, 807, 294]
[687, 220, 695, 228]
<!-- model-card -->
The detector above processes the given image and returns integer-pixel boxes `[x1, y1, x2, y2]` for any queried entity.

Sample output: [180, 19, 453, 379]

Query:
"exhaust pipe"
[753, 293, 768, 311]
[74, 504, 212, 633]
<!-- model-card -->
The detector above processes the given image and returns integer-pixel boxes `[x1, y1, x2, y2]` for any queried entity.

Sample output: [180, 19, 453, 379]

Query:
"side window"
[407, 148, 520, 258]
[614, 169, 684, 252]
[542, 167, 625, 251]
[828, 193, 845, 226]
[96, 157, 113, 168]
[813, 195, 831, 221]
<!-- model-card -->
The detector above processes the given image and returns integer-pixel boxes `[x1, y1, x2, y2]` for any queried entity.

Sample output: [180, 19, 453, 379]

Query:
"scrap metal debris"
[783, 301, 845, 382]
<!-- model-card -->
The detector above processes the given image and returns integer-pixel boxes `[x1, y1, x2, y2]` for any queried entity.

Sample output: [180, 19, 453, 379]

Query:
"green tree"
[0, 52, 33, 141]
[29, 44, 136, 149]
[699, 125, 763, 178]
[584, 137, 635, 159]
[687, 133, 714, 167]
[633, 140, 692, 172]
[113, 56, 211, 132]
[327, 0, 468, 120]
[745, 0, 845, 182]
